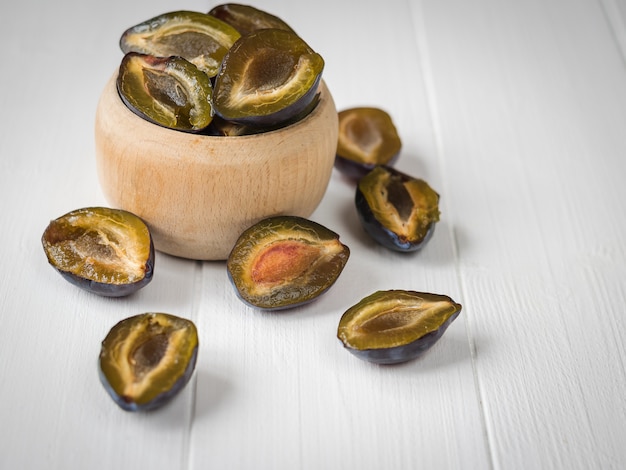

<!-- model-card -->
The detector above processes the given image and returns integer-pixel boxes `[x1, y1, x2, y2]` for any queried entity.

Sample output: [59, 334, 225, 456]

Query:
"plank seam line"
[599, 0, 626, 66]
[407, 1, 495, 468]
[181, 259, 203, 470]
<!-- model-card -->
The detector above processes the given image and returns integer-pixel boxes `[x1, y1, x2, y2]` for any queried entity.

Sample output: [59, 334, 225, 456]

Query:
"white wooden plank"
[0, 202, 201, 469]
[416, 0, 626, 467]
[0, 1, 208, 468]
[188, 1, 489, 468]
[189, 173, 489, 469]
[601, 0, 626, 59]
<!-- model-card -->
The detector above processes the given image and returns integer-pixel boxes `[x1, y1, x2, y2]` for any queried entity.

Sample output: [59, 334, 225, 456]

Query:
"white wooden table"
[2, 0, 625, 468]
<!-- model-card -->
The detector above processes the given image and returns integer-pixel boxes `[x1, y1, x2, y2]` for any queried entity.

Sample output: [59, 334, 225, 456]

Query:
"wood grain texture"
[416, 0, 626, 467]
[1, 0, 625, 469]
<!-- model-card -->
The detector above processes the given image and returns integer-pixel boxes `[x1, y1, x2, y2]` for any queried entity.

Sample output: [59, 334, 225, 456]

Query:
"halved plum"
[120, 10, 241, 78]
[335, 107, 402, 180]
[337, 290, 462, 364]
[204, 93, 320, 136]
[99, 312, 198, 411]
[213, 28, 324, 128]
[42, 207, 154, 297]
[356, 166, 440, 252]
[227, 216, 350, 310]
[117, 52, 214, 132]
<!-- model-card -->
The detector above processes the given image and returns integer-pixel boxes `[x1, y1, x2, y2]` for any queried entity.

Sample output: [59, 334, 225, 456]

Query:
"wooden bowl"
[94, 73, 338, 260]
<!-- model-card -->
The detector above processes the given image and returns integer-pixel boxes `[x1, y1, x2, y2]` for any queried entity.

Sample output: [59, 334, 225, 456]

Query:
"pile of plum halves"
[40, 4, 462, 413]
[116, 5, 324, 135]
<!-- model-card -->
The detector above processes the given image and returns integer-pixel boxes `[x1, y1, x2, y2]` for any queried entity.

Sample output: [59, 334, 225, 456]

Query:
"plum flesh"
[99, 313, 199, 411]
[338, 290, 462, 364]
[356, 166, 440, 252]
[227, 216, 349, 310]
[41, 207, 154, 297]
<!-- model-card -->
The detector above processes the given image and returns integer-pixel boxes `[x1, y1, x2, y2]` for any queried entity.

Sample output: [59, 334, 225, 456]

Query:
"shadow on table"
[373, 333, 484, 375]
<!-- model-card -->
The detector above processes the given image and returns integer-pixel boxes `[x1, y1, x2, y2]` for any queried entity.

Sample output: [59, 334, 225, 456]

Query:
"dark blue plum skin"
[216, 74, 323, 129]
[355, 188, 436, 253]
[98, 345, 198, 412]
[334, 152, 400, 181]
[341, 309, 461, 365]
[51, 239, 155, 297]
